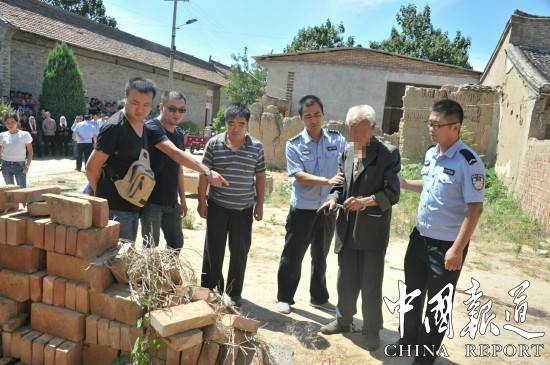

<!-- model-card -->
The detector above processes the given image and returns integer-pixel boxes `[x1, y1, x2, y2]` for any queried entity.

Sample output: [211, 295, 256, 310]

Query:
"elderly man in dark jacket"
[319, 104, 400, 350]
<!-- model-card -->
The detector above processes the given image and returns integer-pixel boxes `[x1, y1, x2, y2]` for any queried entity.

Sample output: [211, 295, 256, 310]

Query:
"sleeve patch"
[471, 174, 485, 191]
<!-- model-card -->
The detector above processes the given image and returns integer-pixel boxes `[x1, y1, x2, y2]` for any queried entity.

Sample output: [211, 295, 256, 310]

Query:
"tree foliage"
[223, 47, 267, 105]
[284, 19, 355, 53]
[369, 4, 472, 69]
[41, 0, 117, 27]
[40, 43, 86, 124]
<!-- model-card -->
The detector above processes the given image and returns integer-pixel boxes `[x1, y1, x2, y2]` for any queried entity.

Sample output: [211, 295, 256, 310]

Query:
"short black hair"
[160, 91, 187, 104]
[125, 77, 156, 99]
[298, 95, 324, 118]
[224, 103, 250, 122]
[432, 99, 464, 124]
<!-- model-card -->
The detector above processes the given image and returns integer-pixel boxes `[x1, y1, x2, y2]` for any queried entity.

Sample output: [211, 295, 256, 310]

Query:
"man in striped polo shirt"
[198, 103, 266, 307]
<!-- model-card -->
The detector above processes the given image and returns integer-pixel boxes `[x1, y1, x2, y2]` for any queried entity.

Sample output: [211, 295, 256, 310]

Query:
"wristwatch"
[203, 168, 211, 177]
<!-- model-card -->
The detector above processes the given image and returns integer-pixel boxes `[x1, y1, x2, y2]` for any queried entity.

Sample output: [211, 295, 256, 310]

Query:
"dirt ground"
[25, 158, 550, 365]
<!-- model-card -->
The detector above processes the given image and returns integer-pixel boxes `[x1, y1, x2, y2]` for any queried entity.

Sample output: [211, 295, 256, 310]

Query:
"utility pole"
[165, 0, 189, 91]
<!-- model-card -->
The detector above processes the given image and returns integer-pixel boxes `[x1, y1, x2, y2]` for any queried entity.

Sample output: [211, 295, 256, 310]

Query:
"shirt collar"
[222, 132, 252, 147]
[301, 128, 326, 144]
[435, 139, 463, 159]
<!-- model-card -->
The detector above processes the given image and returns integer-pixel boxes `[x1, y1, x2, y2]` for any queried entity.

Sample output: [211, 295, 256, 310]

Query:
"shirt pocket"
[434, 173, 457, 199]
[300, 155, 316, 173]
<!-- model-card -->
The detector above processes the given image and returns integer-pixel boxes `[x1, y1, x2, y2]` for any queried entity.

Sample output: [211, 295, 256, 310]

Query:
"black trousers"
[30, 133, 41, 157]
[44, 135, 56, 156]
[277, 207, 335, 305]
[336, 246, 386, 335]
[201, 200, 253, 299]
[76, 143, 93, 171]
[403, 228, 468, 363]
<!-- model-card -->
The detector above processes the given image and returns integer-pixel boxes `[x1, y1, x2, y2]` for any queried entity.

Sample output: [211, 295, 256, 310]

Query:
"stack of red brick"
[0, 185, 265, 365]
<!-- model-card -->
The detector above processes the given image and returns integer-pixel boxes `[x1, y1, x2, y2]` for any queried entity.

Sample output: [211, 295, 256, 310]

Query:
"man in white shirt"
[74, 115, 97, 171]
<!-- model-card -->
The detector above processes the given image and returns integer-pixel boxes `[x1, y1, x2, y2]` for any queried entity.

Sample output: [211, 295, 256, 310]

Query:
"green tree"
[369, 4, 472, 69]
[40, 43, 86, 124]
[40, 0, 117, 28]
[211, 107, 226, 133]
[284, 19, 355, 53]
[223, 47, 267, 105]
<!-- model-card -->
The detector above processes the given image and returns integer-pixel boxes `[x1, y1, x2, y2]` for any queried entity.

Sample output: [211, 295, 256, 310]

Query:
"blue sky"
[102, 0, 550, 71]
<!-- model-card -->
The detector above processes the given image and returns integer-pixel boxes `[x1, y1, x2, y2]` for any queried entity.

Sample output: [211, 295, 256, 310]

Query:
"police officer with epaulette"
[276, 95, 347, 315]
[393, 99, 485, 365]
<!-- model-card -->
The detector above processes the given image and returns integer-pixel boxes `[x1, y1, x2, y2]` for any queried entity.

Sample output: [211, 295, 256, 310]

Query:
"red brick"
[6, 215, 27, 245]
[30, 271, 47, 302]
[180, 344, 201, 365]
[44, 222, 56, 252]
[53, 277, 67, 307]
[90, 285, 142, 326]
[0, 211, 24, 244]
[87, 263, 114, 293]
[28, 201, 50, 217]
[0, 243, 44, 273]
[150, 300, 216, 337]
[76, 221, 120, 259]
[2, 313, 28, 332]
[11, 325, 31, 359]
[119, 324, 144, 353]
[42, 275, 56, 305]
[108, 320, 121, 350]
[43, 194, 92, 229]
[82, 344, 119, 365]
[221, 314, 261, 333]
[191, 287, 211, 302]
[0, 296, 20, 326]
[46, 251, 88, 283]
[65, 280, 77, 310]
[44, 337, 65, 365]
[97, 318, 110, 347]
[0, 269, 30, 301]
[65, 227, 78, 256]
[164, 329, 203, 352]
[2, 330, 13, 357]
[55, 340, 82, 365]
[85, 314, 100, 345]
[197, 342, 220, 365]
[0, 184, 20, 211]
[75, 283, 89, 314]
[30, 303, 85, 342]
[166, 347, 181, 365]
[5, 186, 61, 204]
[54, 225, 67, 254]
[31, 333, 53, 365]
[63, 193, 109, 228]
[20, 330, 42, 364]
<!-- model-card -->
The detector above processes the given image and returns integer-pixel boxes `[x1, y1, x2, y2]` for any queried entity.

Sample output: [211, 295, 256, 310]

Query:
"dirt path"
[18, 161, 550, 365]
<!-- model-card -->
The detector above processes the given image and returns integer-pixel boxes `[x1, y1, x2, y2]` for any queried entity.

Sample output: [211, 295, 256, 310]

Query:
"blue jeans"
[2, 160, 27, 187]
[109, 210, 140, 242]
[140, 202, 184, 249]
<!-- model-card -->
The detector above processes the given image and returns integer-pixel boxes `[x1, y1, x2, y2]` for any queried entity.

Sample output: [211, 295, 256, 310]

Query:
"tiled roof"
[519, 46, 550, 83]
[0, 0, 227, 86]
[254, 47, 481, 77]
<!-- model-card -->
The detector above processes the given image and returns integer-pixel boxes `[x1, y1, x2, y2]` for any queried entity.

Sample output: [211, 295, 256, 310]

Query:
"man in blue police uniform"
[276, 95, 347, 314]
[394, 99, 485, 365]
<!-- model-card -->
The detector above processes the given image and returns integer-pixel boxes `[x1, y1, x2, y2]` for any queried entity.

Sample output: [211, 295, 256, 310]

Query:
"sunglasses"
[166, 106, 187, 114]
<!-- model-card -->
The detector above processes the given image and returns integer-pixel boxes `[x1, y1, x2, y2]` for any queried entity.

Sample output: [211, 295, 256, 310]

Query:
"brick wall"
[516, 139, 550, 229]
[399, 85, 499, 164]
[6, 31, 218, 126]
[510, 13, 550, 49]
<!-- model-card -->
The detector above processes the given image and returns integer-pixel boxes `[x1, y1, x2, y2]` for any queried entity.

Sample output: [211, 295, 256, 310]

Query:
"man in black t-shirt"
[141, 91, 188, 248]
[86, 79, 227, 242]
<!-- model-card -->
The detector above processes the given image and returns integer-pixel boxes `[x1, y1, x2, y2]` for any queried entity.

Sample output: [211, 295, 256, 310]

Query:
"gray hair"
[160, 90, 187, 104]
[345, 105, 376, 127]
